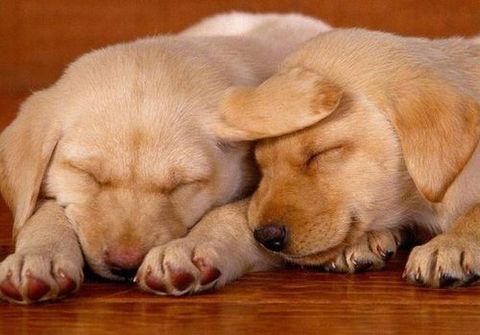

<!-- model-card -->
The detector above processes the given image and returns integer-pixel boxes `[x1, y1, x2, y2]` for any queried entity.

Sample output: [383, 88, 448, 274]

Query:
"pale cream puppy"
[0, 12, 330, 304]
[210, 28, 480, 288]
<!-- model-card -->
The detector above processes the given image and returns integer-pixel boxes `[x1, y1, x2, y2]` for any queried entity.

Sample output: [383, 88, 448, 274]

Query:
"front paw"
[324, 228, 406, 273]
[136, 238, 225, 296]
[404, 234, 480, 288]
[0, 252, 84, 304]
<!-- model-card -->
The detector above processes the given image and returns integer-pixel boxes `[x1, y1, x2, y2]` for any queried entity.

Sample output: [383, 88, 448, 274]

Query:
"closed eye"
[62, 161, 110, 186]
[306, 145, 344, 167]
[161, 178, 209, 195]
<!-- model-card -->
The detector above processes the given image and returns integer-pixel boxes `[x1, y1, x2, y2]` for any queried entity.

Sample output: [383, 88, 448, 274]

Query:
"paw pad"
[26, 272, 50, 301]
[169, 267, 195, 291]
[145, 273, 167, 293]
[0, 273, 22, 302]
[194, 258, 221, 285]
[57, 270, 77, 296]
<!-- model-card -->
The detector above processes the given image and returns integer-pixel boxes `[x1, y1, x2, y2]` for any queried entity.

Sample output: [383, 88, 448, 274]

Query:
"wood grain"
[1, 0, 480, 94]
[1, 245, 480, 333]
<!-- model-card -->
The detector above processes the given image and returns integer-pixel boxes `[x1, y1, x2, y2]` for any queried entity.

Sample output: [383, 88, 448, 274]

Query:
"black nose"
[254, 224, 287, 252]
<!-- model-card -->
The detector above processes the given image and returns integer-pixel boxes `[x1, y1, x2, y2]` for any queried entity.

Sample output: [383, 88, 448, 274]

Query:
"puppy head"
[216, 59, 480, 265]
[0, 41, 256, 279]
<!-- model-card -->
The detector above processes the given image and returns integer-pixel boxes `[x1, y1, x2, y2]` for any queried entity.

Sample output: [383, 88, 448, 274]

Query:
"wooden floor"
[1, 95, 480, 334]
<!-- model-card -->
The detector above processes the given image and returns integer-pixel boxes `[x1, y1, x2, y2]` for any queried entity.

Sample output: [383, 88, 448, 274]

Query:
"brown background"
[1, 0, 480, 95]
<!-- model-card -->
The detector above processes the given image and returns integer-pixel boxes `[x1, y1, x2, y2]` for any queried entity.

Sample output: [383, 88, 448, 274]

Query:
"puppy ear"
[0, 90, 62, 239]
[387, 79, 480, 202]
[214, 67, 343, 141]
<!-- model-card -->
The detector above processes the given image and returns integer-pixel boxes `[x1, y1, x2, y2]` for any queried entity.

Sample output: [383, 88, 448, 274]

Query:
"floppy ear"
[387, 78, 480, 203]
[214, 67, 343, 141]
[0, 90, 62, 240]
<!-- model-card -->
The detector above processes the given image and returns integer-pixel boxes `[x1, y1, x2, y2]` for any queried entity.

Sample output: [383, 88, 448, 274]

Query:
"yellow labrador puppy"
[213, 29, 480, 288]
[0, 12, 329, 303]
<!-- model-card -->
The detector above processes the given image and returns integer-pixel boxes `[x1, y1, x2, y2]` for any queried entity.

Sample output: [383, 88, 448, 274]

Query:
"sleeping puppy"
[212, 28, 480, 288]
[0, 12, 329, 304]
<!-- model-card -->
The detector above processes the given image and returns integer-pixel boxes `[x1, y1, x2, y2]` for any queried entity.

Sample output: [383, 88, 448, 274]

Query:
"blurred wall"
[1, 0, 480, 94]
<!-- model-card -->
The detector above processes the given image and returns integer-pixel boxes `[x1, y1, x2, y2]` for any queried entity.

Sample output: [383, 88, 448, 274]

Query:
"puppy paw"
[324, 229, 406, 273]
[403, 234, 480, 288]
[136, 238, 225, 296]
[0, 252, 84, 304]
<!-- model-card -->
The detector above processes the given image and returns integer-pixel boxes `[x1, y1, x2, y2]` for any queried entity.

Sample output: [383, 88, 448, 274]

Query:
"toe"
[26, 273, 50, 301]
[414, 267, 424, 285]
[145, 273, 167, 293]
[168, 266, 195, 291]
[438, 273, 462, 288]
[351, 258, 373, 272]
[194, 258, 221, 285]
[404, 266, 425, 286]
[56, 270, 77, 296]
[376, 245, 394, 261]
[0, 275, 23, 302]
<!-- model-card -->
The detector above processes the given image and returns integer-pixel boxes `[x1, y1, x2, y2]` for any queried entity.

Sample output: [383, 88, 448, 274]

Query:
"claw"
[324, 261, 337, 272]
[353, 260, 373, 272]
[393, 234, 400, 247]
[462, 262, 473, 277]
[349, 254, 372, 272]
[414, 267, 423, 284]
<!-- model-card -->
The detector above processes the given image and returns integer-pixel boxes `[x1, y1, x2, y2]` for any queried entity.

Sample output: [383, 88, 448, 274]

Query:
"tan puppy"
[213, 29, 480, 288]
[0, 12, 329, 304]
